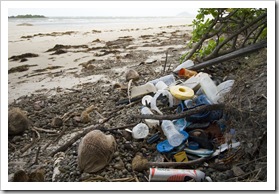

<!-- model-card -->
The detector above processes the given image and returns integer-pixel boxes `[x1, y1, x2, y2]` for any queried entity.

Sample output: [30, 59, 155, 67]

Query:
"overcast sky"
[7, 1, 199, 17]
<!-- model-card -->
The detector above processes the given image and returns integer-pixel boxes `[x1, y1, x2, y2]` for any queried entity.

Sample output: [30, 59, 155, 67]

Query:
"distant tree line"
[9, 14, 46, 18]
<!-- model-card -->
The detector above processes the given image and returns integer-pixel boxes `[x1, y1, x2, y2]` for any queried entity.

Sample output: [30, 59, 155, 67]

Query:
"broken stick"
[49, 124, 100, 157]
[147, 157, 208, 169]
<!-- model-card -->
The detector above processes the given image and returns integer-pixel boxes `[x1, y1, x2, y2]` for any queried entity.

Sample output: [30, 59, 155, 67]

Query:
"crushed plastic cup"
[131, 123, 149, 139]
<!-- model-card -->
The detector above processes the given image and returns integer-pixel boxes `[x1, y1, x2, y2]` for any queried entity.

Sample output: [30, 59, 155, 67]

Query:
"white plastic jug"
[199, 73, 218, 104]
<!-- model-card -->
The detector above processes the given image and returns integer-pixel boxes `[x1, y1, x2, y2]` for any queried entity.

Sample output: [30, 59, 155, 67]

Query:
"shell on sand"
[78, 130, 116, 173]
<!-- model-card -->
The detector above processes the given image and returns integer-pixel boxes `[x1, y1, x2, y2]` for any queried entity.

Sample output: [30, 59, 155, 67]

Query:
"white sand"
[8, 17, 193, 104]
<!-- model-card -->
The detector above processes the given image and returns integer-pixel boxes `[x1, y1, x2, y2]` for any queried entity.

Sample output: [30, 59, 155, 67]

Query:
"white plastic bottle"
[148, 74, 176, 86]
[161, 120, 184, 147]
[199, 73, 218, 104]
[141, 107, 160, 128]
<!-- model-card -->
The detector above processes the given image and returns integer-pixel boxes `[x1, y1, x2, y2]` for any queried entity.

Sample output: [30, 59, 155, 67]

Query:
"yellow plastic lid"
[170, 85, 194, 100]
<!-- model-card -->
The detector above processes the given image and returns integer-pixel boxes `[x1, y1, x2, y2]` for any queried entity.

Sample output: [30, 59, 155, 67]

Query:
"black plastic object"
[186, 122, 210, 130]
[116, 92, 153, 105]
[147, 133, 160, 144]
[188, 129, 214, 150]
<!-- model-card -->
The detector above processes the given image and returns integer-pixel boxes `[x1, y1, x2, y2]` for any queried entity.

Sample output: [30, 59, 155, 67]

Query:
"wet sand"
[8, 18, 193, 104]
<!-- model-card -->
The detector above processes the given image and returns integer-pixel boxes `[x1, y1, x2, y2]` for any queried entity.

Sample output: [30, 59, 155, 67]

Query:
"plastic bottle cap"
[170, 85, 194, 100]
[188, 141, 199, 150]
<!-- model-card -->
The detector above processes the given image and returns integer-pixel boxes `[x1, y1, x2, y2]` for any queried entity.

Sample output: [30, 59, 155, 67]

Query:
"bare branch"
[204, 13, 267, 60]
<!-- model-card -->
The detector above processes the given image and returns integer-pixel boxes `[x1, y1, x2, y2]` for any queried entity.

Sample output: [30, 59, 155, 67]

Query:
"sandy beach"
[8, 17, 193, 104]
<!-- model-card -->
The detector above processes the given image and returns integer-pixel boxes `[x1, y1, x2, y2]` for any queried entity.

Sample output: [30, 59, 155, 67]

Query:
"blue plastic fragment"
[157, 131, 189, 153]
[173, 118, 187, 132]
[188, 141, 199, 150]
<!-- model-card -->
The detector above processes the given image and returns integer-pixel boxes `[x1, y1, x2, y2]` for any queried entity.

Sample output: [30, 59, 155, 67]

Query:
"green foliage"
[181, 8, 267, 62]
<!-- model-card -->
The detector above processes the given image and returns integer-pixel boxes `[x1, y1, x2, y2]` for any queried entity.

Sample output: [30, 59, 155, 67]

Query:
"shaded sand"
[8, 17, 193, 104]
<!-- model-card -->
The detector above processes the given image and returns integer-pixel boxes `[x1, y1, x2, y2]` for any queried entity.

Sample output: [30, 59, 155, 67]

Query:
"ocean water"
[8, 16, 194, 29]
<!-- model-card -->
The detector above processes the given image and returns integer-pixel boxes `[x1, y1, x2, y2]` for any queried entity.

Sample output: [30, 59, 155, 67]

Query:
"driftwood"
[133, 104, 224, 120]
[188, 40, 267, 71]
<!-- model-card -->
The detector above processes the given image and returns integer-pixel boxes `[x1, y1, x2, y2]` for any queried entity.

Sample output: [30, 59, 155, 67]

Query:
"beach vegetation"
[180, 8, 267, 63]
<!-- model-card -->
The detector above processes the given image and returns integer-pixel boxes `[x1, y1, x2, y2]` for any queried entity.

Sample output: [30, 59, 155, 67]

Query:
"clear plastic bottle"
[161, 120, 184, 147]
[141, 107, 160, 128]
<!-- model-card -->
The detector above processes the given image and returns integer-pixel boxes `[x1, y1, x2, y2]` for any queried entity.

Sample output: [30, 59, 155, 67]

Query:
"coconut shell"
[78, 130, 116, 173]
[8, 108, 29, 135]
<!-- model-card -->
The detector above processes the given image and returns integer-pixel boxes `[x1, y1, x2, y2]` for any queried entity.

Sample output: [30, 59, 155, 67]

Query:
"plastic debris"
[178, 68, 197, 79]
[141, 107, 159, 128]
[148, 74, 176, 86]
[212, 142, 241, 157]
[157, 131, 189, 153]
[141, 95, 153, 106]
[130, 83, 156, 98]
[172, 118, 187, 132]
[173, 60, 195, 73]
[150, 90, 173, 115]
[161, 120, 185, 147]
[155, 81, 168, 90]
[174, 151, 188, 162]
[149, 168, 206, 182]
[131, 123, 149, 139]
[199, 73, 219, 104]
[170, 85, 194, 100]
[184, 147, 214, 157]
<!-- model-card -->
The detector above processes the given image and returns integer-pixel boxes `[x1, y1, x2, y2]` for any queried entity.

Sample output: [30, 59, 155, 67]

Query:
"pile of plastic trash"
[128, 60, 240, 182]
